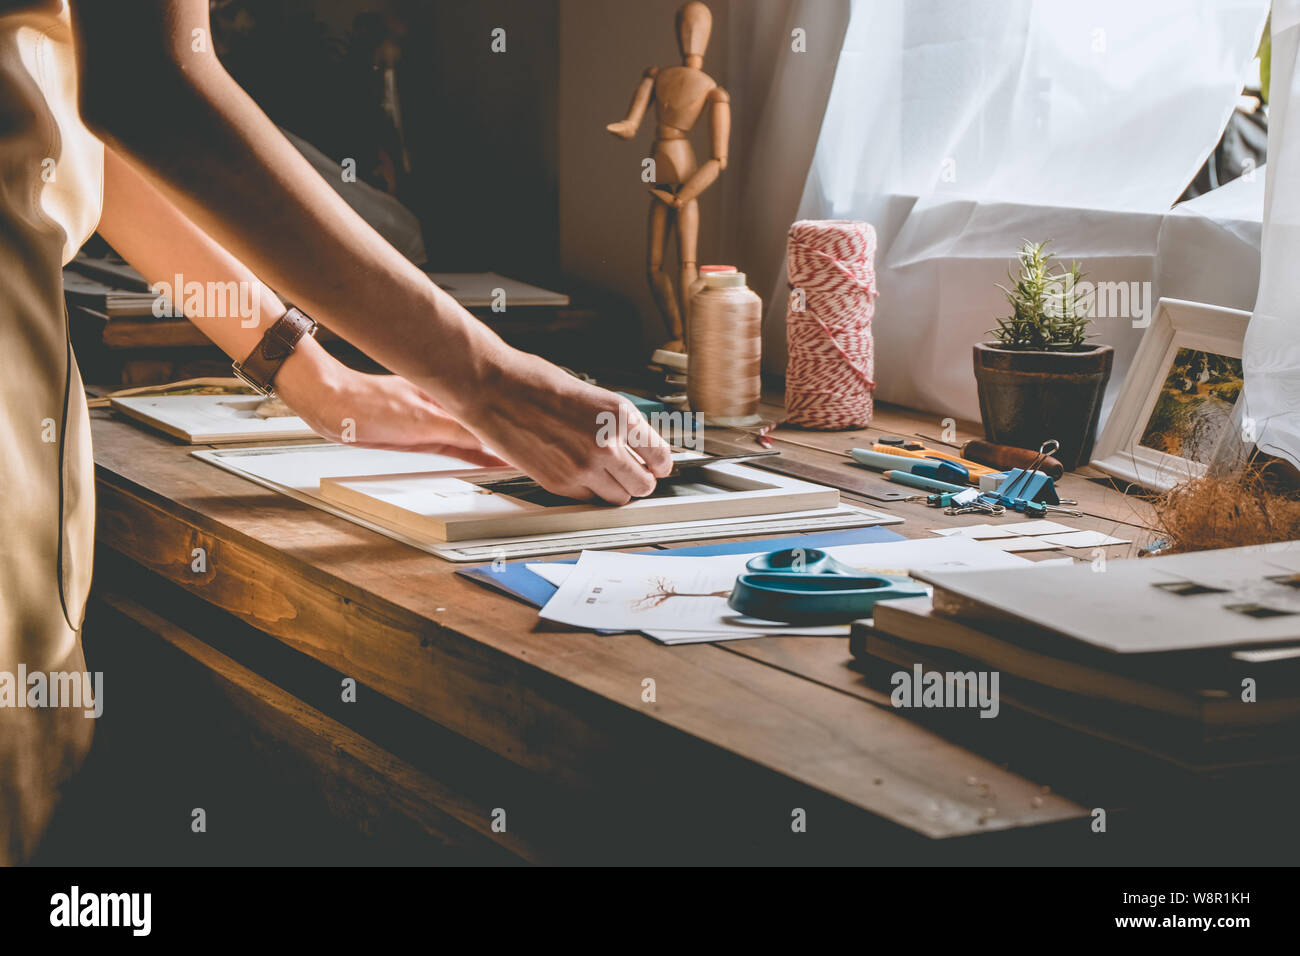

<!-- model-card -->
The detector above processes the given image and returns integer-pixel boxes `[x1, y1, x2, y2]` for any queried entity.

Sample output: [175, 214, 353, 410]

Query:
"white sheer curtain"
[1244, 2, 1300, 468]
[790, 0, 1268, 422]
[727, 0, 851, 356]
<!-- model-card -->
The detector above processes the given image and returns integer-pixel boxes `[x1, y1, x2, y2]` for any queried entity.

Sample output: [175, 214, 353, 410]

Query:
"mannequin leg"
[676, 197, 699, 343]
[647, 197, 683, 348]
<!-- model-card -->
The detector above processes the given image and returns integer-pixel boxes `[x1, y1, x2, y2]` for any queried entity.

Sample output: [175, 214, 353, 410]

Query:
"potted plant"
[973, 240, 1113, 470]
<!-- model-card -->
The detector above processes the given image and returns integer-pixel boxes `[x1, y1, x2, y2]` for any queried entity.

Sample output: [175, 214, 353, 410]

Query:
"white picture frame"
[319, 462, 840, 542]
[1090, 298, 1250, 492]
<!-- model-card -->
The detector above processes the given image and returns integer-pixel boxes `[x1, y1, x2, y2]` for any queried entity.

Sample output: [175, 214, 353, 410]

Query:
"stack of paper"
[113, 394, 318, 443]
[536, 537, 1033, 645]
[195, 443, 900, 562]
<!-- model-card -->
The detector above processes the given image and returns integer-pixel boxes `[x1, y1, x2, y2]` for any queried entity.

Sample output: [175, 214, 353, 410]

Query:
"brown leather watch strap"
[233, 306, 318, 396]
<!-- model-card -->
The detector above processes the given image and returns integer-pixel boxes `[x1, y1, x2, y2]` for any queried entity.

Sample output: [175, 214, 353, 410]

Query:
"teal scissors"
[727, 548, 928, 625]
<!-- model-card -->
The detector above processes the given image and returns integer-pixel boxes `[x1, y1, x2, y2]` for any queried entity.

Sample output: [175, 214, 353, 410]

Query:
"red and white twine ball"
[783, 219, 878, 430]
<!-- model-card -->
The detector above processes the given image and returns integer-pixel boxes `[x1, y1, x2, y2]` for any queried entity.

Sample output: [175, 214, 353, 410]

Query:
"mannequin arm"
[606, 67, 658, 138]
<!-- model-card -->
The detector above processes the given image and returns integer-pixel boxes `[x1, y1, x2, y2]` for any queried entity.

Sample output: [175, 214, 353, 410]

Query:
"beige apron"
[0, 0, 103, 863]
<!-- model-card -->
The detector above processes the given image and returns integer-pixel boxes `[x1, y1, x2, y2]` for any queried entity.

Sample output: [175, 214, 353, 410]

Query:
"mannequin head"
[676, 1, 712, 67]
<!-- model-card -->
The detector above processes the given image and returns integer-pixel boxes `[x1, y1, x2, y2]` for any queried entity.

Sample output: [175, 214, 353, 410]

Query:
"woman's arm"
[98, 146, 502, 462]
[71, 0, 670, 504]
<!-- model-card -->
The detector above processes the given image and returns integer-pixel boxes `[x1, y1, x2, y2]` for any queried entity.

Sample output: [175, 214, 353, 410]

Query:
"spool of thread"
[686, 264, 738, 346]
[784, 220, 878, 430]
[687, 271, 762, 427]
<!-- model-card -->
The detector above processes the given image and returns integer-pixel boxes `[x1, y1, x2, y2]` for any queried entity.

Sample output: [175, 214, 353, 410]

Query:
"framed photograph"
[1091, 298, 1250, 492]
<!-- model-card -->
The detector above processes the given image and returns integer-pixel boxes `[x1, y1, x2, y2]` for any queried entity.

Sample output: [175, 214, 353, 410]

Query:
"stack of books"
[64, 257, 227, 385]
[851, 543, 1300, 772]
[65, 252, 328, 384]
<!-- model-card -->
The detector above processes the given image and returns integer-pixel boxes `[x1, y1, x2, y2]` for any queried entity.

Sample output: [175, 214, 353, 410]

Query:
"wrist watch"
[232, 306, 319, 397]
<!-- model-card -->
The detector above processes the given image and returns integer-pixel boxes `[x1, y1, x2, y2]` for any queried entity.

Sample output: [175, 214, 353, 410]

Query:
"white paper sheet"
[931, 519, 1079, 539]
[527, 563, 576, 587]
[978, 537, 1061, 552]
[995, 520, 1079, 536]
[1039, 530, 1131, 548]
[930, 524, 1018, 539]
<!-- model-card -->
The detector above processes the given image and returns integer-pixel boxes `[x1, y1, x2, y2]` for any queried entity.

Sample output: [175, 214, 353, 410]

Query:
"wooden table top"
[88, 397, 1158, 850]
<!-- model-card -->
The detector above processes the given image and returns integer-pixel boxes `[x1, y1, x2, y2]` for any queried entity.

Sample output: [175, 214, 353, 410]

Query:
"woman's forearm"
[96, 145, 341, 403]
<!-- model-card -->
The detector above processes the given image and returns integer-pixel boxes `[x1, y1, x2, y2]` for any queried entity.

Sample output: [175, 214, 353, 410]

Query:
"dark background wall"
[398, 1, 559, 282]
[215, 0, 560, 286]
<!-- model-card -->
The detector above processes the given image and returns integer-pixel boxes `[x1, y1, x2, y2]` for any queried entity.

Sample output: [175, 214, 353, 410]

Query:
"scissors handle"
[728, 572, 927, 625]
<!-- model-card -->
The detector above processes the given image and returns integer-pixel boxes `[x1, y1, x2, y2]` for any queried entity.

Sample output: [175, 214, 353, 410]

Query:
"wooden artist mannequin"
[607, 0, 730, 353]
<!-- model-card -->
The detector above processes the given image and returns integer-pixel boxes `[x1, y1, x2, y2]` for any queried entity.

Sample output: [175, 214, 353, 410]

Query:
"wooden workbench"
[85, 398, 1286, 865]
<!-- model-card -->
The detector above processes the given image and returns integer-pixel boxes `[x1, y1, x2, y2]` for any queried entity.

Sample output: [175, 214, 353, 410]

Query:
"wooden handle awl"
[961, 440, 1065, 479]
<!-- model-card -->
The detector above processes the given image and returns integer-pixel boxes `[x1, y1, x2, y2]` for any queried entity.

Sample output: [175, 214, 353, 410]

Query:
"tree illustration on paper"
[632, 576, 731, 611]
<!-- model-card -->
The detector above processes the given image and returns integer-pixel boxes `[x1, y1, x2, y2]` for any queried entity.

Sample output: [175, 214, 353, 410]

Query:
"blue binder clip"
[985, 440, 1081, 516]
[992, 468, 1062, 506]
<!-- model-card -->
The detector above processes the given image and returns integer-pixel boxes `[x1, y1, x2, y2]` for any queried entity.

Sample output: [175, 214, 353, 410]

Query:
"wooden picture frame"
[1091, 298, 1250, 492]
[319, 462, 840, 542]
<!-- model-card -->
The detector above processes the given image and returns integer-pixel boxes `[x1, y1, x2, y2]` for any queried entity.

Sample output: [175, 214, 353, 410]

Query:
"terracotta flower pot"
[972, 343, 1114, 471]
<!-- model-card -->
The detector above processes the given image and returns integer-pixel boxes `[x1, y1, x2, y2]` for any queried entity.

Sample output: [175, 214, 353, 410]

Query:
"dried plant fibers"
[687, 271, 762, 426]
[1149, 467, 1300, 554]
[784, 220, 878, 429]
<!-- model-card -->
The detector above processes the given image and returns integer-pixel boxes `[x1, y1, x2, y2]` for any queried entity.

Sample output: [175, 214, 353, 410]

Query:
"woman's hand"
[275, 346, 505, 467]
[275, 336, 672, 503]
[453, 349, 675, 504]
